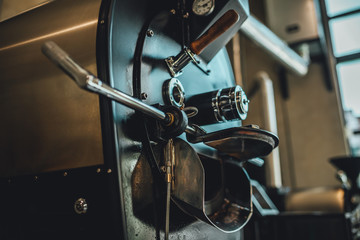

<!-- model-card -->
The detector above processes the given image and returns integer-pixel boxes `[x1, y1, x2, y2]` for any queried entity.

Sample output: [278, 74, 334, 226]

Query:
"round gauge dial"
[192, 0, 215, 16]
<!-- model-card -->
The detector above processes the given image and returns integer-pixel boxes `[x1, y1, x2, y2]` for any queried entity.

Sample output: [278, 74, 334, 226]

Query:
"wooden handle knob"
[190, 9, 239, 55]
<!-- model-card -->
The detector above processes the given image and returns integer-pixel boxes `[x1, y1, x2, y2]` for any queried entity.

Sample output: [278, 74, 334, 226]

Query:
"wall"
[240, 0, 348, 189]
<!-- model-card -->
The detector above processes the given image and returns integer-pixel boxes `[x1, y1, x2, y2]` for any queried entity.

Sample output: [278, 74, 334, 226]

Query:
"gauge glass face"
[192, 0, 215, 16]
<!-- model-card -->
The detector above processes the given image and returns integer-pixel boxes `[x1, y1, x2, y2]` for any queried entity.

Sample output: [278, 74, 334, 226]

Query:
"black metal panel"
[0, 166, 122, 239]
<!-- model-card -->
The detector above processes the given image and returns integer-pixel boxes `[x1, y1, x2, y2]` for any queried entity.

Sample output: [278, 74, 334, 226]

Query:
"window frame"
[316, 0, 360, 153]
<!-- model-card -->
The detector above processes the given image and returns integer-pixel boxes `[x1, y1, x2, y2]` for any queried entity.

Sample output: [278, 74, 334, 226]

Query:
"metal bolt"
[170, 9, 176, 15]
[183, 12, 189, 18]
[96, 168, 101, 173]
[140, 92, 148, 100]
[74, 198, 88, 214]
[63, 172, 68, 177]
[146, 29, 154, 37]
[107, 169, 112, 174]
[100, 20, 105, 24]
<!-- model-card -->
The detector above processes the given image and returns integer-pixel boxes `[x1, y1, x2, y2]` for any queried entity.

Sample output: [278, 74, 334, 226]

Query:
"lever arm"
[42, 41, 199, 138]
[42, 41, 169, 124]
[165, 9, 239, 77]
[190, 9, 239, 55]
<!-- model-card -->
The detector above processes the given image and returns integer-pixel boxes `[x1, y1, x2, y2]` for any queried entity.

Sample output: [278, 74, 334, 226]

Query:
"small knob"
[185, 85, 249, 126]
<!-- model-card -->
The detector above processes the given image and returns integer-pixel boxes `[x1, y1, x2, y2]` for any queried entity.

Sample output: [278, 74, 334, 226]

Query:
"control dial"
[192, 0, 215, 16]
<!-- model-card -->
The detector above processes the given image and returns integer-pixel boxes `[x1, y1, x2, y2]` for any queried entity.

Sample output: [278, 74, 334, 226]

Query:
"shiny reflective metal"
[189, 126, 279, 161]
[192, 0, 215, 16]
[186, 85, 248, 126]
[212, 86, 249, 122]
[165, 48, 197, 77]
[74, 198, 88, 214]
[42, 41, 169, 123]
[337, 170, 351, 190]
[43, 41, 201, 137]
[240, 15, 309, 76]
[162, 78, 185, 108]
[171, 139, 253, 233]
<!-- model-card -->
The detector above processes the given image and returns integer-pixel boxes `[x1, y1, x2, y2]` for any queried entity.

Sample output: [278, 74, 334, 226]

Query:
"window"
[323, 2, 360, 117]
[329, 13, 360, 57]
[325, 0, 360, 17]
[321, 0, 360, 154]
[337, 60, 360, 116]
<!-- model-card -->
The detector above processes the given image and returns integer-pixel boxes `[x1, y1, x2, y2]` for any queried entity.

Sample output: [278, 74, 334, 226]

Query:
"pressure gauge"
[192, 0, 215, 16]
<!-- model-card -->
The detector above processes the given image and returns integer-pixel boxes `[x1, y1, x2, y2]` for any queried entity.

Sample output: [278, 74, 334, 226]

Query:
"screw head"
[140, 92, 148, 100]
[146, 30, 154, 37]
[74, 198, 88, 214]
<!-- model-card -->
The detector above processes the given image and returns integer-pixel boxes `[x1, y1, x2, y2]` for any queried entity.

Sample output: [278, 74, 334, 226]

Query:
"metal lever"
[42, 41, 199, 138]
[164, 139, 175, 240]
[42, 41, 169, 124]
[165, 9, 239, 77]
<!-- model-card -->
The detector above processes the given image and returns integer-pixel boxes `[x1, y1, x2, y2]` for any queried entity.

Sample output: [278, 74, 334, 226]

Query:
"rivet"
[63, 172, 68, 177]
[183, 12, 189, 18]
[146, 29, 154, 37]
[107, 169, 112, 174]
[96, 168, 101, 173]
[100, 20, 105, 24]
[34, 176, 38, 181]
[74, 198, 88, 214]
[140, 92, 148, 100]
[170, 9, 176, 15]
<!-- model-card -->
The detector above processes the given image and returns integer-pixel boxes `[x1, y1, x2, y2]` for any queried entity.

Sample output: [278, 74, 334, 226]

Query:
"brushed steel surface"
[0, 0, 103, 177]
[0, 0, 53, 22]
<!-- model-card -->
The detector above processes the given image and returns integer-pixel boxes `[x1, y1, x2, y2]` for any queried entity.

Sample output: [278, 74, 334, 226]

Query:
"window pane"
[337, 59, 360, 116]
[325, 0, 360, 17]
[329, 13, 360, 57]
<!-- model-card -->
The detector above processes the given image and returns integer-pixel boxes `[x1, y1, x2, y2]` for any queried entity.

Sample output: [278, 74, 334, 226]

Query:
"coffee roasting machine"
[1, 0, 329, 239]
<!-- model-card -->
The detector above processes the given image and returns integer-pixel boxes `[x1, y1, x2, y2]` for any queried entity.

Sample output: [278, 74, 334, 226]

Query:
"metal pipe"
[240, 15, 309, 76]
[164, 139, 174, 240]
[255, 71, 282, 188]
[85, 76, 168, 122]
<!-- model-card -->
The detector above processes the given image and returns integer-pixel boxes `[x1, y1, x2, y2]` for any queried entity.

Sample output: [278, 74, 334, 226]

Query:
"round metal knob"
[185, 85, 249, 126]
